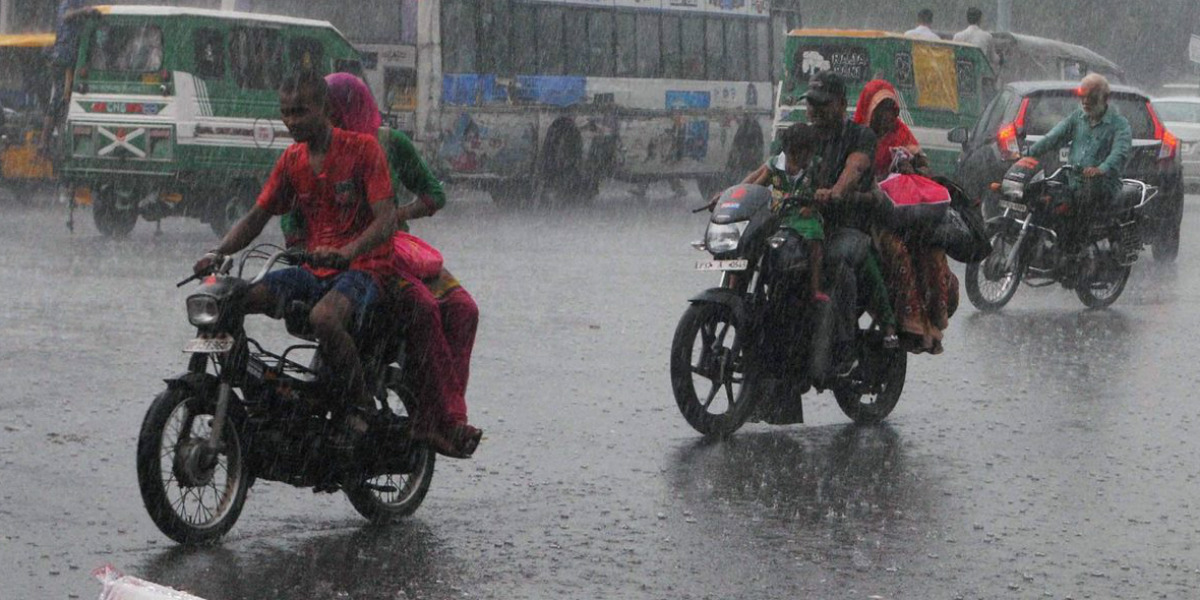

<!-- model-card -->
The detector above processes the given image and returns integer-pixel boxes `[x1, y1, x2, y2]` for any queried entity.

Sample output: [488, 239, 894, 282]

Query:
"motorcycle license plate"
[998, 199, 1028, 213]
[696, 259, 748, 271]
[183, 335, 234, 353]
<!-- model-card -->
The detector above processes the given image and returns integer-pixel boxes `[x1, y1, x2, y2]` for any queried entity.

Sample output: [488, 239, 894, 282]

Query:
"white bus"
[376, 0, 796, 204]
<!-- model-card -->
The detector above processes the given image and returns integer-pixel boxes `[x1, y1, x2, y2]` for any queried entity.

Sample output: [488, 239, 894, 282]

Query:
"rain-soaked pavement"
[2, 184, 1200, 600]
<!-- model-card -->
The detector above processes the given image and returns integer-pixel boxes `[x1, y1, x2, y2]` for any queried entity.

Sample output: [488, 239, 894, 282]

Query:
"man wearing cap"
[801, 71, 879, 376]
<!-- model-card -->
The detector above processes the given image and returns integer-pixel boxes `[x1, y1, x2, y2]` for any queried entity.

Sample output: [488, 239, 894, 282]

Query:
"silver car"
[1152, 96, 1200, 190]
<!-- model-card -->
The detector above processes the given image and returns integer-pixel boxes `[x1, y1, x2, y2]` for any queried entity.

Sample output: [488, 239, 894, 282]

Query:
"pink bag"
[878, 173, 951, 231]
[392, 231, 444, 280]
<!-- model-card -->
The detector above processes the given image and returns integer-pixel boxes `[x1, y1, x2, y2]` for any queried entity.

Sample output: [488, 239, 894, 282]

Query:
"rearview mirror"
[947, 127, 969, 145]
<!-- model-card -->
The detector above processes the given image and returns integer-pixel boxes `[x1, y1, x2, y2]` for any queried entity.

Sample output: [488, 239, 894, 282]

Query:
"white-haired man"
[1024, 73, 1132, 252]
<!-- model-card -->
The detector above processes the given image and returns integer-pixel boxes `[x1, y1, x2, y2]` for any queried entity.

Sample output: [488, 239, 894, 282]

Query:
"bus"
[390, 0, 796, 204]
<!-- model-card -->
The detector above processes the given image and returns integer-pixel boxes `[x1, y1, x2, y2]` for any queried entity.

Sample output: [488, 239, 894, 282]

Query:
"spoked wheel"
[965, 230, 1023, 311]
[670, 302, 757, 436]
[344, 385, 435, 523]
[136, 386, 250, 545]
[1075, 244, 1131, 309]
[833, 332, 907, 425]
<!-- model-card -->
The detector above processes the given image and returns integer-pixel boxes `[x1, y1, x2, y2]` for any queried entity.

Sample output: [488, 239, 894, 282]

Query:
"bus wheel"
[487, 179, 535, 209]
[698, 175, 731, 202]
[209, 184, 256, 237]
[539, 120, 587, 206]
[93, 184, 139, 238]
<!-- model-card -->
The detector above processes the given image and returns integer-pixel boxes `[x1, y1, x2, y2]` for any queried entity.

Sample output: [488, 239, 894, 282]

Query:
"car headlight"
[705, 222, 747, 254]
[186, 294, 221, 326]
[1000, 177, 1024, 199]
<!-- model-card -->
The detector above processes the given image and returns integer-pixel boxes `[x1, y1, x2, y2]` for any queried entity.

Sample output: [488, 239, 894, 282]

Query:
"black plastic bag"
[929, 176, 993, 263]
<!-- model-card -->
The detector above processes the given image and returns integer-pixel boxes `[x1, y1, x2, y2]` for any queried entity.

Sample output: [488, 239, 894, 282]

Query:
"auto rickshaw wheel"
[209, 184, 256, 237]
[93, 184, 139, 238]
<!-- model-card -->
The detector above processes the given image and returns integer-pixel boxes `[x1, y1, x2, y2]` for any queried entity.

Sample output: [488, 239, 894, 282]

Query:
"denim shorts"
[260, 267, 379, 332]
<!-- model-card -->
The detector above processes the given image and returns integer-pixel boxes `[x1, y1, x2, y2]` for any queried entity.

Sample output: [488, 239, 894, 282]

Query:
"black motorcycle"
[669, 185, 907, 436]
[966, 160, 1157, 311]
[136, 245, 435, 545]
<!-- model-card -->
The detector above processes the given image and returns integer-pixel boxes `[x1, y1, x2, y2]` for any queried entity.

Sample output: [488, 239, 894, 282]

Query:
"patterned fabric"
[874, 231, 958, 354]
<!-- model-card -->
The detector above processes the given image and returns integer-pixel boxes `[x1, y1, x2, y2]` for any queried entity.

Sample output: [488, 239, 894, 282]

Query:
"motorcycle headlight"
[1000, 177, 1024, 199]
[705, 221, 747, 254]
[186, 294, 221, 326]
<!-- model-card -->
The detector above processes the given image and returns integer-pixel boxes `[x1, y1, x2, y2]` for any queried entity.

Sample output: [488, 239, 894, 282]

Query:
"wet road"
[3, 186, 1200, 599]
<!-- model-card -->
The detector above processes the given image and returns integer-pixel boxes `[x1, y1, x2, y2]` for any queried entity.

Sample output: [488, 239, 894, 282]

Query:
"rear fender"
[688, 287, 749, 325]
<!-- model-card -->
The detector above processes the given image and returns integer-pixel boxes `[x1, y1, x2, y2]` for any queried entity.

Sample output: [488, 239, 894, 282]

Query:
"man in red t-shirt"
[193, 71, 397, 452]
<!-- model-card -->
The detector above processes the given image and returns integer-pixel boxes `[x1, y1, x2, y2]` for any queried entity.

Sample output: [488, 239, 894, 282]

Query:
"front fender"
[688, 287, 749, 325]
[163, 371, 220, 396]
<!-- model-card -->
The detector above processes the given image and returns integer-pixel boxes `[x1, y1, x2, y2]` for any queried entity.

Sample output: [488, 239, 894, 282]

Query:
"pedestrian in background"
[953, 7, 995, 61]
[904, 8, 939, 40]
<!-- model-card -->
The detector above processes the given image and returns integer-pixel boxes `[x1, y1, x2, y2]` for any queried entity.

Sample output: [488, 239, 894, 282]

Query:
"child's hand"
[799, 206, 813, 218]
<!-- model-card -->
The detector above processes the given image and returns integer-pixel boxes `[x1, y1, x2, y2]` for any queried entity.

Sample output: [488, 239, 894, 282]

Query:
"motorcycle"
[136, 245, 435, 545]
[669, 184, 907, 436]
[965, 160, 1157, 311]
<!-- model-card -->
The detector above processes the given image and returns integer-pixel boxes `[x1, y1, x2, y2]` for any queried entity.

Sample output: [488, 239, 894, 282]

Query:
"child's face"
[785, 147, 814, 171]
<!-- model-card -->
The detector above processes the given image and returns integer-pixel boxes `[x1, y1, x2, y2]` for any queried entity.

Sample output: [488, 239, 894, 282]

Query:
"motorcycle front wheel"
[136, 386, 251, 545]
[344, 385, 436, 523]
[833, 333, 907, 425]
[965, 230, 1023, 311]
[670, 302, 757, 436]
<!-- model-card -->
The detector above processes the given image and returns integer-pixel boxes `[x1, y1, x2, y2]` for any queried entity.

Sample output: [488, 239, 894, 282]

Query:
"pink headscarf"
[324, 72, 381, 136]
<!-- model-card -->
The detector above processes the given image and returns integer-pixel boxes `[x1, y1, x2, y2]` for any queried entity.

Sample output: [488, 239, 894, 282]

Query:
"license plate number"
[998, 199, 1028, 213]
[183, 335, 234, 353]
[695, 259, 749, 271]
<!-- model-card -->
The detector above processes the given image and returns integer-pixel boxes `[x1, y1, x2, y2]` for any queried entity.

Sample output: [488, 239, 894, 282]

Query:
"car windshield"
[88, 24, 163, 72]
[1024, 91, 1155, 139]
[1152, 101, 1200, 124]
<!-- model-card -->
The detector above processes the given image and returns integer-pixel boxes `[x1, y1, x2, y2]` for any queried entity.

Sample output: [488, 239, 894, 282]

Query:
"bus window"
[565, 10, 588, 76]
[193, 28, 224, 80]
[289, 36, 324, 73]
[537, 6, 565, 76]
[635, 12, 660, 78]
[512, 4, 537, 75]
[750, 20, 770, 81]
[441, 0, 478, 74]
[725, 19, 748, 81]
[88, 24, 163, 72]
[614, 13, 636, 77]
[661, 14, 682, 79]
[231, 28, 282, 89]
[587, 9, 615, 77]
[480, 2, 512, 76]
[680, 16, 704, 80]
[705, 17, 726, 81]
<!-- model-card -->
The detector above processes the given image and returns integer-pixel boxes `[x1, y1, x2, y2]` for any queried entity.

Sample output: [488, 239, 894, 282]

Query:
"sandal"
[411, 421, 482, 459]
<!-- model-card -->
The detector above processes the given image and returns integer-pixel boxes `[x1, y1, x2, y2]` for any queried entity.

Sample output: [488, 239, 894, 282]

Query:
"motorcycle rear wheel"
[136, 386, 251, 545]
[670, 302, 757, 436]
[833, 334, 907, 425]
[1075, 258, 1131, 309]
[344, 385, 436, 523]
[965, 230, 1023, 312]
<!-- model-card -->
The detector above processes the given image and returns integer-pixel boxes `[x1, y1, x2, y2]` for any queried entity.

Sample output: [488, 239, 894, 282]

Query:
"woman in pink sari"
[325, 73, 482, 457]
[855, 80, 957, 354]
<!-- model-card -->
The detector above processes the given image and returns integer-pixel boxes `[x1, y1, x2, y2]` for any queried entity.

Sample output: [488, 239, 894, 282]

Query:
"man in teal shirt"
[1026, 73, 1132, 249]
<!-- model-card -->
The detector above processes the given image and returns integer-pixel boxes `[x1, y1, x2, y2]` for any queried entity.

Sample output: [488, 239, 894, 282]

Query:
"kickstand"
[155, 219, 162, 236]
[66, 193, 75, 234]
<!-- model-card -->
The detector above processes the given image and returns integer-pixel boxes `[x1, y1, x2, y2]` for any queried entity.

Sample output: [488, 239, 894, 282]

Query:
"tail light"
[1147, 101, 1178, 162]
[996, 98, 1031, 156]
